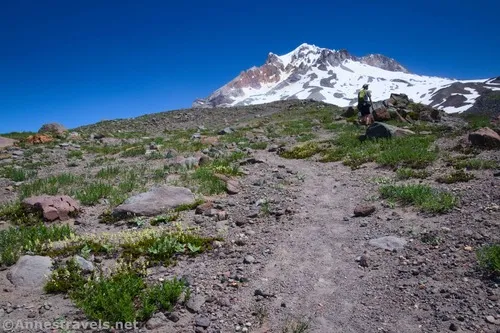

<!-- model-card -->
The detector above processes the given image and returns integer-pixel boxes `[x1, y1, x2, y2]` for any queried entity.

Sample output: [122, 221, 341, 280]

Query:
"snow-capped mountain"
[193, 43, 500, 113]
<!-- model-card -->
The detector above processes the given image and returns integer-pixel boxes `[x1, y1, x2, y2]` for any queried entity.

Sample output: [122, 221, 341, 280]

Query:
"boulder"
[38, 123, 67, 136]
[365, 122, 415, 139]
[26, 134, 53, 144]
[372, 107, 391, 121]
[22, 195, 80, 221]
[468, 127, 500, 149]
[113, 185, 196, 217]
[7, 255, 53, 289]
[218, 127, 234, 135]
[386, 93, 410, 108]
[0, 136, 17, 149]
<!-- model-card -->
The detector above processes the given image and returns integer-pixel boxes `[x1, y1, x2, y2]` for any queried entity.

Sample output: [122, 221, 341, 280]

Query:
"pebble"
[244, 255, 255, 264]
[449, 323, 458, 331]
[28, 312, 36, 318]
[195, 316, 210, 328]
[486, 315, 499, 325]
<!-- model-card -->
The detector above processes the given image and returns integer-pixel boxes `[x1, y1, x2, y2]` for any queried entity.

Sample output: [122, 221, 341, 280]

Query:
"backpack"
[358, 89, 366, 104]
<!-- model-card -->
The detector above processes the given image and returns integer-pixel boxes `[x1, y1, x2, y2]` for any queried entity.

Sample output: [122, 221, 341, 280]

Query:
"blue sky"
[1, 0, 499, 133]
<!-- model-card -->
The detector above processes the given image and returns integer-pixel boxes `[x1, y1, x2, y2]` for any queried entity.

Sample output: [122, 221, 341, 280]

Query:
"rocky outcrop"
[468, 127, 500, 149]
[38, 123, 68, 136]
[22, 195, 80, 221]
[113, 186, 196, 217]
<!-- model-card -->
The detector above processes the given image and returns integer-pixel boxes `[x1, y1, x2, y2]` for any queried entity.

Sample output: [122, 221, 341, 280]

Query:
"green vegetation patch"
[0, 224, 73, 266]
[379, 184, 457, 213]
[46, 262, 187, 324]
[0, 166, 37, 181]
[477, 244, 500, 277]
[396, 168, 430, 180]
[436, 170, 475, 184]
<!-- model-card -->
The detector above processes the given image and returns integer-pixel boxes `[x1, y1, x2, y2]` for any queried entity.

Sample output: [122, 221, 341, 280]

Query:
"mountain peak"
[193, 43, 496, 112]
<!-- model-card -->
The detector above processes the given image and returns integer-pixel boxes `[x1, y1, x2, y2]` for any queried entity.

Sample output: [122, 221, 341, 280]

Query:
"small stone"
[356, 255, 369, 267]
[486, 315, 499, 325]
[186, 294, 206, 313]
[343, 217, 349, 221]
[3, 288, 12, 292]
[242, 328, 249, 333]
[235, 326, 242, 332]
[449, 323, 458, 331]
[74, 255, 94, 273]
[281, 302, 287, 308]
[236, 220, 247, 227]
[244, 255, 255, 264]
[146, 313, 167, 329]
[195, 316, 210, 328]
[354, 204, 376, 217]
[28, 312, 36, 318]
[43, 303, 51, 310]
[488, 295, 499, 301]
[167, 313, 179, 322]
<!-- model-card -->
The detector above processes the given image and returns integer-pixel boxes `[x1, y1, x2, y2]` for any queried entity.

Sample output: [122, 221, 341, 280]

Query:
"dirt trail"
[246, 151, 421, 333]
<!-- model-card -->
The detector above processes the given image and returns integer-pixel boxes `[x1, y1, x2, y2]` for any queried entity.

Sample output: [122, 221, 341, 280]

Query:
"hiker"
[357, 84, 373, 125]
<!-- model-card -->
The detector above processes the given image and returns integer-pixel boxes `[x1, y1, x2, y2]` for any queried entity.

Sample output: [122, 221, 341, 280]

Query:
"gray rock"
[366, 122, 415, 139]
[113, 185, 195, 217]
[368, 236, 407, 251]
[7, 255, 53, 289]
[167, 312, 179, 322]
[11, 150, 24, 156]
[39, 123, 67, 136]
[486, 315, 499, 325]
[73, 255, 94, 273]
[146, 312, 167, 329]
[191, 133, 202, 140]
[244, 255, 255, 264]
[218, 127, 234, 135]
[186, 294, 206, 313]
[195, 316, 210, 328]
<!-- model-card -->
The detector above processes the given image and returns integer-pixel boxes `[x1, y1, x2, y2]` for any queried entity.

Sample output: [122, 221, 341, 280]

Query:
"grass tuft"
[396, 168, 430, 180]
[1, 166, 37, 181]
[379, 184, 457, 213]
[436, 170, 475, 184]
[75, 182, 113, 205]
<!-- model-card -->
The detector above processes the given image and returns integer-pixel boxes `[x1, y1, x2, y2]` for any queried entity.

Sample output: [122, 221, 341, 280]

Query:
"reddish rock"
[373, 107, 391, 121]
[215, 174, 241, 194]
[22, 195, 80, 221]
[468, 127, 500, 149]
[354, 204, 376, 217]
[195, 202, 213, 215]
[26, 134, 53, 144]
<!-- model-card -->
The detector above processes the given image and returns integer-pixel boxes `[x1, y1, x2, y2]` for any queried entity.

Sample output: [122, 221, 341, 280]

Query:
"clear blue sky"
[1, 0, 499, 133]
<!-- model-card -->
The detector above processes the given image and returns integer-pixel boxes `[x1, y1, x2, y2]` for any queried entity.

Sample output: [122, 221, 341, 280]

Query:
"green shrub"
[20, 173, 81, 198]
[452, 158, 497, 170]
[44, 258, 86, 293]
[477, 244, 500, 277]
[0, 202, 44, 225]
[281, 141, 324, 159]
[379, 184, 457, 213]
